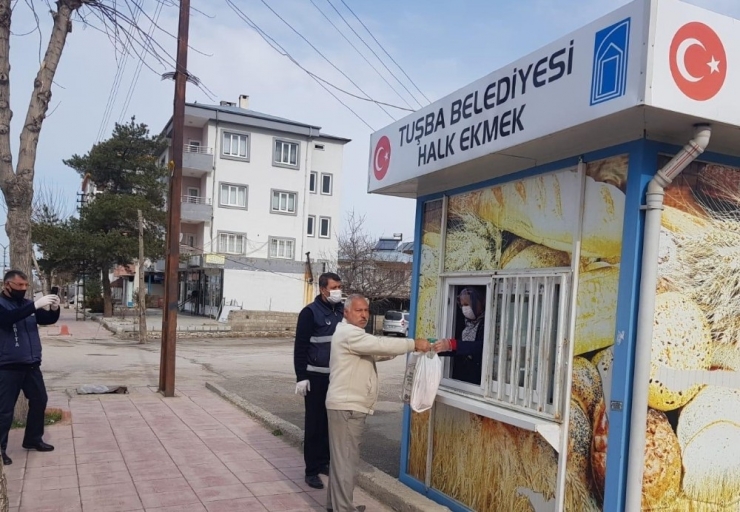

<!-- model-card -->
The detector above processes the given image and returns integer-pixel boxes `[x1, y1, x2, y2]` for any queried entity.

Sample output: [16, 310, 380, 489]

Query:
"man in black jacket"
[294, 272, 343, 490]
[0, 270, 61, 465]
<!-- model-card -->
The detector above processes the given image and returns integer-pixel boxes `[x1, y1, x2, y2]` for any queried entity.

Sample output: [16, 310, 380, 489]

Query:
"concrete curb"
[205, 382, 449, 512]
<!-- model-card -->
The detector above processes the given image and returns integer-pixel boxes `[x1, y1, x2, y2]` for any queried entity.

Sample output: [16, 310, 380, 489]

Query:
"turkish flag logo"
[373, 136, 391, 181]
[670, 22, 727, 101]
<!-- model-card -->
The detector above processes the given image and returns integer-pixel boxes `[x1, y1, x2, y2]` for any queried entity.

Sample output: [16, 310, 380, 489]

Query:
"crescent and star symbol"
[373, 136, 391, 181]
[669, 22, 726, 101]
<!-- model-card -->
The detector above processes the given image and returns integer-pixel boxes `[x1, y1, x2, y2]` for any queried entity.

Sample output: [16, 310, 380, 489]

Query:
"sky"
[0, 0, 738, 253]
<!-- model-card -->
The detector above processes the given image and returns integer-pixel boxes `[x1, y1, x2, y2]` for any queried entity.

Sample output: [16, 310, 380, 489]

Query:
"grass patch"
[271, 428, 283, 437]
[12, 409, 64, 429]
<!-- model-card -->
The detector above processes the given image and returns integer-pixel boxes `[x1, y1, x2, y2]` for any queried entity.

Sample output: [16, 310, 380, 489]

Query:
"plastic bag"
[409, 353, 443, 413]
[401, 352, 421, 403]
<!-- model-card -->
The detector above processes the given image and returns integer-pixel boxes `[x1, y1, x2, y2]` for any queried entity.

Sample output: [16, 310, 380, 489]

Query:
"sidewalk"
[4, 386, 388, 512]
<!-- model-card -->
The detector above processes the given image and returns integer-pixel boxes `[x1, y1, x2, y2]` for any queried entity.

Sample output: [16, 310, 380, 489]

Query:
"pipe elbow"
[693, 124, 712, 152]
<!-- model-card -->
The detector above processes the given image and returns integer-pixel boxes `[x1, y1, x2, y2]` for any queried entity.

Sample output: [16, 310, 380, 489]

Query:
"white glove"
[34, 295, 56, 310]
[295, 380, 310, 397]
[50, 295, 60, 311]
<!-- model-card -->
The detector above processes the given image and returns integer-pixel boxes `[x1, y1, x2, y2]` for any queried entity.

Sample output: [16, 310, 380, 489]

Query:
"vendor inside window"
[434, 286, 486, 385]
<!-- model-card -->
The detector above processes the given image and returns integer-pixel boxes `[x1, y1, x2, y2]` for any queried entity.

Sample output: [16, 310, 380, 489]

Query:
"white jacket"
[326, 320, 414, 415]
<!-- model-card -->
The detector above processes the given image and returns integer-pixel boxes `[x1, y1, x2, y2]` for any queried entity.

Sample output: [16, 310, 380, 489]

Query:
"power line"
[225, 0, 377, 130]
[339, 0, 430, 105]
[95, 1, 143, 142]
[118, 0, 165, 124]
[309, 0, 414, 111]
[324, 0, 424, 109]
[256, 0, 398, 122]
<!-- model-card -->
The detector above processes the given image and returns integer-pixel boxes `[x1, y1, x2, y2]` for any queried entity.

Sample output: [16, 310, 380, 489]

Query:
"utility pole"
[137, 210, 147, 344]
[159, 0, 190, 397]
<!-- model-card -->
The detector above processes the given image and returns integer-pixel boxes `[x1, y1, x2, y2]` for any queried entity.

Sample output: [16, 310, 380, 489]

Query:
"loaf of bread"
[455, 171, 625, 259]
[591, 399, 608, 499]
[571, 357, 603, 419]
[642, 408, 682, 508]
[678, 386, 740, 503]
[649, 292, 712, 411]
[574, 266, 620, 356]
[568, 397, 592, 479]
[586, 155, 628, 192]
[591, 346, 613, 407]
[500, 241, 571, 270]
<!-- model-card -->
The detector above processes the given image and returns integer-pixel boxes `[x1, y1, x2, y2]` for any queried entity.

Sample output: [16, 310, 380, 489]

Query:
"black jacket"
[0, 295, 60, 367]
[293, 294, 343, 381]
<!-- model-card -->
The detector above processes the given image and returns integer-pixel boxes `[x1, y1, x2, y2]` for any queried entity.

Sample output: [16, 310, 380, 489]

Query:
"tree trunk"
[5, 204, 32, 280]
[102, 269, 113, 317]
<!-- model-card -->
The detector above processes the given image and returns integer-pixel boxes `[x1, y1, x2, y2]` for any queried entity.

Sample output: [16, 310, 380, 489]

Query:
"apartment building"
[161, 96, 350, 316]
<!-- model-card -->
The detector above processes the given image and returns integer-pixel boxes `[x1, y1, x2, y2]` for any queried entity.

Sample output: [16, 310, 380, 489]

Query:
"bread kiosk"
[368, 1, 740, 511]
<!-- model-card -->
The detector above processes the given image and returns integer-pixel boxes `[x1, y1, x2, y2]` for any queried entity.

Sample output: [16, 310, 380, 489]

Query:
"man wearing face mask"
[294, 272, 343, 490]
[0, 270, 61, 465]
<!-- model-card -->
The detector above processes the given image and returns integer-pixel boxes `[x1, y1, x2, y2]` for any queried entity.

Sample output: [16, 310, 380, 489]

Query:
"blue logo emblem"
[590, 18, 631, 106]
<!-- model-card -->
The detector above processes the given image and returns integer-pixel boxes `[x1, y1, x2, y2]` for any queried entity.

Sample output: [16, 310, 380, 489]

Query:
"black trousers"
[304, 373, 330, 476]
[0, 365, 48, 452]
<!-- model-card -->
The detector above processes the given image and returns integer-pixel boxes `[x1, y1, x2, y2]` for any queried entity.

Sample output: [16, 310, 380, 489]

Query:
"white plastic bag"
[401, 352, 421, 403]
[410, 353, 443, 413]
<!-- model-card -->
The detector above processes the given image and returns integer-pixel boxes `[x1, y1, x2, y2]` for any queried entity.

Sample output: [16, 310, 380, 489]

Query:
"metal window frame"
[320, 173, 333, 195]
[268, 236, 296, 259]
[221, 130, 250, 160]
[219, 182, 248, 209]
[318, 216, 331, 238]
[307, 215, 316, 237]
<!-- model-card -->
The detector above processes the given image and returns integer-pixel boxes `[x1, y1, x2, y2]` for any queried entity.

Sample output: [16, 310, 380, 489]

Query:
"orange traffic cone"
[59, 324, 71, 336]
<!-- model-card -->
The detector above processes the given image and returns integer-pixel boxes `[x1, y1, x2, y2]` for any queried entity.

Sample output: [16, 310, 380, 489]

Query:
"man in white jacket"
[325, 294, 431, 512]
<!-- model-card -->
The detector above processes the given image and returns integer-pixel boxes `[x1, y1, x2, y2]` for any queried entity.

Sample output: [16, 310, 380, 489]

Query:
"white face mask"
[461, 305, 476, 320]
[327, 289, 343, 304]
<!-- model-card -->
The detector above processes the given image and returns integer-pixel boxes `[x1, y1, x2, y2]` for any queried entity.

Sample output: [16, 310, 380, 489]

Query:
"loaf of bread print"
[574, 266, 620, 356]
[591, 399, 608, 499]
[677, 386, 740, 503]
[642, 408, 682, 509]
[453, 172, 625, 259]
[648, 292, 712, 411]
[571, 357, 603, 419]
[500, 241, 571, 270]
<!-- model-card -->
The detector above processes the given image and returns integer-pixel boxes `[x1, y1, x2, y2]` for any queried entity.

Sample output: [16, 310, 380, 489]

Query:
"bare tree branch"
[0, 0, 13, 187]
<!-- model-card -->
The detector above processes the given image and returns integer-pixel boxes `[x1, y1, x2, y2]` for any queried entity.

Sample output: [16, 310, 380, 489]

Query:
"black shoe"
[305, 474, 324, 489]
[22, 441, 54, 452]
[1, 452, 11, 465]
[319, 465, 329, 476]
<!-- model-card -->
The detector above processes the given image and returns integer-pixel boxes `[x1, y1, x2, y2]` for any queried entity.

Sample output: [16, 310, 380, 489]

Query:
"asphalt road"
[214, 338, 408, 478]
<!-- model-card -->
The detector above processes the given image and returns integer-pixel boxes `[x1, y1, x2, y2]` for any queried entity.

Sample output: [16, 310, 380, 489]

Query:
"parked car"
[383, 310, 409, 337]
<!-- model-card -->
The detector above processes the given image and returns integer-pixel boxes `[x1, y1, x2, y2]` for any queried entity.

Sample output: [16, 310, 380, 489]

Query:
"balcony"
[183, 145, 213, 177]
[181, 195, 212, 223]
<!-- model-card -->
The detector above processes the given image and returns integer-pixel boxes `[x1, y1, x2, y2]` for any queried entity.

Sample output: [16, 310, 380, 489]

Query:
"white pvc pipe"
[624, 124, 711, 512]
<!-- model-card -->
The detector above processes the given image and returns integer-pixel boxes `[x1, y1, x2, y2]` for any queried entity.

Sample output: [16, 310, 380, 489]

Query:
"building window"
[439, 272, 570, 419]
[314, 143, 325, 150]
[321, 173, 333, 195]
[222, 132, 249, 159]
[269, 237, 295, 259]
[274, 139, 299, 167]
[183, 234, 196, 247]
[271, 190, 297, 214]
[309, 171, 318, 194]
[307, 215, 316, 237]
[219, 183, 247, 209]
[219, 232, 245, 255]
[319, 217, 331, 238]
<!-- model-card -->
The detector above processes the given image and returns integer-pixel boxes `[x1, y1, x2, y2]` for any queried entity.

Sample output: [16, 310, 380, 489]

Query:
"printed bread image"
[642, 409, 682, 509]
[443, 210, 502, 272]
[571, 357, 603, 419]
[568, 397, 593, 482]
[429, 403, 600, 512]
[661, 204, 708, 236]
[586, 154, 628, 192]
[677, 386, 740, 505]
[648, 292, 712, 411]
[574, 266, 620, 356]
[453, 171, 624, 259]
[500, 240, 571, 270]
[591, 399, 608, 499]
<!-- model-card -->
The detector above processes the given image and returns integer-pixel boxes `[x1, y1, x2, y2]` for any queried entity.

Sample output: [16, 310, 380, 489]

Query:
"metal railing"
[184, 145, 213, 154]
[181, 195, 212, 205]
